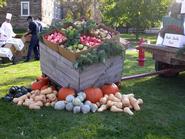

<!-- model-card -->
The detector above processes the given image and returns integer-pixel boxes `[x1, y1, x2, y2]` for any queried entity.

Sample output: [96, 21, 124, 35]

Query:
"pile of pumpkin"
[12, 76, 144, 115]
[55, 83, 144, 115]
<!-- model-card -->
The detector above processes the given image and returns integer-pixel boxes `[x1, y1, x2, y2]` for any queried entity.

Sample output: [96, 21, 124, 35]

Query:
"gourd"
[34, 95, 46, 102]
[31, 77, 49, 90]
[101, 83, 119, 95]
[13, 94, 28, 104]
[100, 96, 108, 104]
[124, 107, 134, 115]
[115, 92, 122, 99]
[129, 97, 140, 111]
[108, 94, 121, 102]
[84, 100, 92, 106]
[65, 103, 74, 111]
[90, 103, 98, 113]
[137, 98, 143, 105]
[77, 95, 85, 102]
[81, 104, 91, 114]
[77, 92, 86, 99]
[110, 106, 123, 112]
[54, 101, 66, 110]
[66, 95, 75, 103]
[107, 101, 122, 109]
[40, 87, 52, 95]
[31, 81, 45, 90]
[29, 104, 41, 110]
[73, 98, 82, 106]
[84, 87, 103, 103]
[46, 94, 57, 102]
[122, 95, 130, 107]
[73, 106, 81, 113]
[57, 87, 75, 100]
[98, 105, 108, 112]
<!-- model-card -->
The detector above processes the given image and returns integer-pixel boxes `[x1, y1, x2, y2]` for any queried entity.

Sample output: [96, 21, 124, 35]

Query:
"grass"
[121, 33, 157, 47]
[0, 44, 185, 139]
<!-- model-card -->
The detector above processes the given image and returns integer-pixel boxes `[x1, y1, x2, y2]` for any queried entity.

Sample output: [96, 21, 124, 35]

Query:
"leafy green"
[64, 27, 81, 46]
[74, 42, 123, 70]
[79, 20, 97, 34]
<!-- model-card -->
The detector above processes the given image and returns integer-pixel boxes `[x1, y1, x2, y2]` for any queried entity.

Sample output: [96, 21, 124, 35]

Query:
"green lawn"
[121, 33, 157, 47]
[0, 50, 185, 139]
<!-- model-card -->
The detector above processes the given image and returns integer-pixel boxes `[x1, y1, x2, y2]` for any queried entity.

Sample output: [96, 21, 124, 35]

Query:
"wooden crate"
[58, 45, 90, 62]
[40, 42, 124, 91]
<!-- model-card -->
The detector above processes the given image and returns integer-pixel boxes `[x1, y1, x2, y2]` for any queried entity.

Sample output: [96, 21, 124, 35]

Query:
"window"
[21, 1, 30, 16]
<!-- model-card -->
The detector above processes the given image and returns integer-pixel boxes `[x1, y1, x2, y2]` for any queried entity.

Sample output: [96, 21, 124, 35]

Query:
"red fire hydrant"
[136, 38, 145, 67]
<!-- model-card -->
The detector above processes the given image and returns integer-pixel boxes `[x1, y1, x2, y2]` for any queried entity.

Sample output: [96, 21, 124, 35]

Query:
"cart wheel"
[155, 61, 179, 77]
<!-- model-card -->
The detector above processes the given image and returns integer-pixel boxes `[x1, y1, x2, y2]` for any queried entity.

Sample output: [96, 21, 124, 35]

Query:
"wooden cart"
[142, 44, 185, 77]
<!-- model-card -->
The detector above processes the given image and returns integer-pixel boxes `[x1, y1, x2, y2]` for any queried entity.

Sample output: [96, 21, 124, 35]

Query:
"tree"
[61, 0, 94, 20]
[0, 0, 6, 7]
[100, 0, 171, 40]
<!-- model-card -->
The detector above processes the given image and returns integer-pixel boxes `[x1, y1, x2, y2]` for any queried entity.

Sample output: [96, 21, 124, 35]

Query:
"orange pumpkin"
[57, 87, 75, 100]
[31, 81, 46, 90]
[101, 83, 119, 95]
[36, 76, 49, 84]
[84, 87, 103, 103]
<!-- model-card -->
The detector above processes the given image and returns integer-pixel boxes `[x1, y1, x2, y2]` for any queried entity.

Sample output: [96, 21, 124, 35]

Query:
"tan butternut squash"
[129, 97, 140, 111]
[110, 106, 123, 112]
[124, 107, 134, 115]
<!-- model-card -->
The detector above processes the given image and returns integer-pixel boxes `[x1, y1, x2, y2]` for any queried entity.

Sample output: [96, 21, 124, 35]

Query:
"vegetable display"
[6, 75, 144, 116]
[44, 31, 67, 44]
[41, 17, 122, 66]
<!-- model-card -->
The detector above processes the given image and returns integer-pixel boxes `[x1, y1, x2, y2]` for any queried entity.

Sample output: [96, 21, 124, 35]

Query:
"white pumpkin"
[54, 101, 66, 110]
[77, 95, 85, 102]
[81, 104, 91, 114]
[66, 95, 75, 103]
[77, 92, 86, 99]
[65, 103, 73, 111]
[90, 103, 98, 113]
[73, 106, 81, 114]
[73, 97, 82, 106]
[84, 100, 92, 106]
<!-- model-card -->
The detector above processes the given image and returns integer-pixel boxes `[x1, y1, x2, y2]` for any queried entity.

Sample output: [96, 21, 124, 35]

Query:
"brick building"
[0, 0, 62, 29]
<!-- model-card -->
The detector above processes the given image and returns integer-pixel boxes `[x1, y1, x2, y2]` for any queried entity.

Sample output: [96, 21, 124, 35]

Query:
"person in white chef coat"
[0, 13, 16, 39]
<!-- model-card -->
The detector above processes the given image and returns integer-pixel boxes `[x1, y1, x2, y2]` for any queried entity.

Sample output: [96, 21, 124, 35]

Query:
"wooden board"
[143, 44, 185, 65]
[40, 42, 124, 91]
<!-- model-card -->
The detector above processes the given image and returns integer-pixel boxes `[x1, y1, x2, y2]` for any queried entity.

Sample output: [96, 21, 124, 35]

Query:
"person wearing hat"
[24, 16, 39, 62]
[0, 13, 16, 39]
